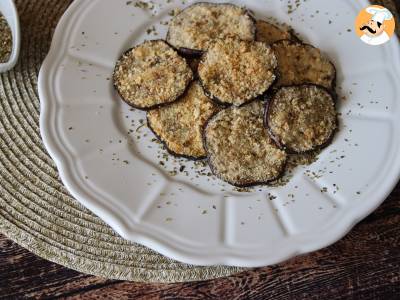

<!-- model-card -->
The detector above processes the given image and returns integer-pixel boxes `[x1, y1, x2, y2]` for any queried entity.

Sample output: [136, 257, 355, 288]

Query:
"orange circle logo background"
[355, 5, 396, 38]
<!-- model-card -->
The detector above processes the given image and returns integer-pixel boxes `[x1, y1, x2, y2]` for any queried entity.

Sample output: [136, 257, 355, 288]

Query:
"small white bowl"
[0, 0, 20, 73]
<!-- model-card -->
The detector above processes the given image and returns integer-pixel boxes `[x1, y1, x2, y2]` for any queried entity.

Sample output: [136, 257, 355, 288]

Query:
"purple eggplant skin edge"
[264, 83, 339, 155]
[112, 39, 194, 111]
[288, 29, 302, 43]
[201, 102, 288, 188]
[173, 46, 204, 58]
[184, 57, 200, 79]
[270, 39, 338, 95]
[165, 2, 257, 58]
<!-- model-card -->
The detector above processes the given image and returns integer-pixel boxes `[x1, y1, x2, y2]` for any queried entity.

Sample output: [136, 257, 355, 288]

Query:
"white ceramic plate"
[39, 0, 400, 267]
[0, 0, 20, 73]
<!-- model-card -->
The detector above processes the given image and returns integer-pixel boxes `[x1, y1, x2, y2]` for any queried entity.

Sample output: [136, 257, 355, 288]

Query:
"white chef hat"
[366, 7, 393, 24]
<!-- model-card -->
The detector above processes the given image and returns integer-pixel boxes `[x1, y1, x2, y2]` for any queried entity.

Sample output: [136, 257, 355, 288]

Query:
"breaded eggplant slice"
[271, 40, 336, 90]
[166, 2, 256, 55]
[198, 38, 277, 106]
[147, 81, 221, 159]
[204, 101, 287, 187]
[256, 20, 298, 44]
[113, 40, 193, 110]
[265, 85, 337, 154]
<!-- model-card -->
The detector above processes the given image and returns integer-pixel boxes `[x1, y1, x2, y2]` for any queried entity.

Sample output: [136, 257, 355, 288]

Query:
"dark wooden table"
[1, 1, 400, 299]
[1, 183, 399, 299]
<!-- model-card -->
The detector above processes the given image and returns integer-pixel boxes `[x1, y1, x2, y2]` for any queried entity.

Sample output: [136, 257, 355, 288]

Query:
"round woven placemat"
[0, 0, 243, 283]
[1, 0, 398, 283]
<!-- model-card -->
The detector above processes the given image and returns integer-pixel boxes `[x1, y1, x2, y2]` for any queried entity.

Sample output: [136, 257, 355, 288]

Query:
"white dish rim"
[0, 0, 21, 73]
[38, 0, 400, 267]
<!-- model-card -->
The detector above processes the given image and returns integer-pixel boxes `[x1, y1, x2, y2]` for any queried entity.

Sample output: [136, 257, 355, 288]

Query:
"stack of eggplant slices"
[113, 2, 338, 187]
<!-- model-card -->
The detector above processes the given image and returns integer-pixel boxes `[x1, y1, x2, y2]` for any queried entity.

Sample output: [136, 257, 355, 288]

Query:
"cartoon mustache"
[360, 26, 376, 34]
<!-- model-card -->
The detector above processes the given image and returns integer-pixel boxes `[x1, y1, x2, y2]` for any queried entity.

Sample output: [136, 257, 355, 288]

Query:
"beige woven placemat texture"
[0, 0, 398, 283]
[0, 0, 243, 283]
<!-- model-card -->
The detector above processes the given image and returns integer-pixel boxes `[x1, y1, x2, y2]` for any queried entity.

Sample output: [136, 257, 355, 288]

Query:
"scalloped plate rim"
[38, 0, 400, 267]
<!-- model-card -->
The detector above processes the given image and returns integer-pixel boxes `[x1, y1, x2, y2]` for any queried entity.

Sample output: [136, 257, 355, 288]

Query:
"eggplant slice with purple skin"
[271, 40, 336, 91]
[198, 38, 278, 107]
[113, 40, 193, 110]
[204, 101, 287, 187]
[147, 81, 221, 160]
[256, 20, 300, 44]
[166, 2, 256, 56]
[265, 84, 338, 154]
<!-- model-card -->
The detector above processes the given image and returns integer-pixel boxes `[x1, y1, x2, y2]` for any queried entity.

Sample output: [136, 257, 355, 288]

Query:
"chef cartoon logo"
[355, 5, 395, 46]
